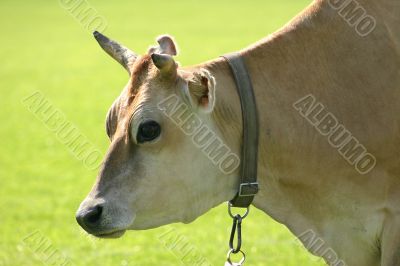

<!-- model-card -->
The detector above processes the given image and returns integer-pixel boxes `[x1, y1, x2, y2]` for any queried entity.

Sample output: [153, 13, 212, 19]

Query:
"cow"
[76, 0, 400, 265]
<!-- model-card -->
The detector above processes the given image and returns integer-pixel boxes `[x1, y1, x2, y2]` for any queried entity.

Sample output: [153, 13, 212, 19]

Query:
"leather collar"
[222, 53, 260, 208]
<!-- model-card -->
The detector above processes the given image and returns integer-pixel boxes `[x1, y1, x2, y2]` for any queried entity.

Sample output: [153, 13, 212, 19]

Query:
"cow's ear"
[185, 69, 216, 113]
[157, 35, 178, 56]
[148, 35, 178, 56]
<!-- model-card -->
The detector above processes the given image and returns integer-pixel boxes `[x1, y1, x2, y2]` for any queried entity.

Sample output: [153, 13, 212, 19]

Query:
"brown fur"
[199, 1, 400, 265]
[129, 55, 152, 97]
[80, 1, 400, 265]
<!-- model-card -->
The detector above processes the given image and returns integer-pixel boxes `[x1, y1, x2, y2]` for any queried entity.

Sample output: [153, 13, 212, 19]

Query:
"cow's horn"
[93, 31, 137, 75]
[151, 53, 176, 73]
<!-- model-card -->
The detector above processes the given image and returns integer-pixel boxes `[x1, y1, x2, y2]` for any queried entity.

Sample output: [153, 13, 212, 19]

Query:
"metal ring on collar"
[227, 249, 246, 265]
[228, 202, 250, 219]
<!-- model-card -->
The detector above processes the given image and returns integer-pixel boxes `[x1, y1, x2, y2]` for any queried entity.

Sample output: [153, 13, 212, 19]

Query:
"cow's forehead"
[129, 54, 153, 97]
[105, 55, 163, 138]
[106, 52, 184, 134]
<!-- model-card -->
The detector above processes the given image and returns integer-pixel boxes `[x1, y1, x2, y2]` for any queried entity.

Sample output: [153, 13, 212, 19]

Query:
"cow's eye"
[137, 120, 161, 143]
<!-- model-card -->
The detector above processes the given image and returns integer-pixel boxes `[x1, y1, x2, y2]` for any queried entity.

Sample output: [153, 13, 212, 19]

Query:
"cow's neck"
[196, 1, 328, 221]
[191, 0, 399, 264]
[197, 0, 399, 258]
[199, 0, 381, 229]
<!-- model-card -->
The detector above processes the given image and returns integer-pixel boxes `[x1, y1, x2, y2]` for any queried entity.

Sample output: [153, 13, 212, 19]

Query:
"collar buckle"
[238, 182, 259, 197]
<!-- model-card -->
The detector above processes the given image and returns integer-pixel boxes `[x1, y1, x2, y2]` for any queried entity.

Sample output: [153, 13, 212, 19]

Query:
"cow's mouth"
[94, 230, 126, 239]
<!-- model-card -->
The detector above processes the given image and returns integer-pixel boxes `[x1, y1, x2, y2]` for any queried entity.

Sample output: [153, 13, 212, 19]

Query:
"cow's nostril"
[85, 205, 103, 225]
[76, 205, 104, 232]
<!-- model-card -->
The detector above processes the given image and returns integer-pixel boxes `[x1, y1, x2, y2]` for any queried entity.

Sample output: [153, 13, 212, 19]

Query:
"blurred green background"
[0, 0, 325, 265]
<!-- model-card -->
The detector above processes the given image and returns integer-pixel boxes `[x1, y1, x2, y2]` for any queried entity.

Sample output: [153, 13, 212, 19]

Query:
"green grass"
[0, 0, 325, 265]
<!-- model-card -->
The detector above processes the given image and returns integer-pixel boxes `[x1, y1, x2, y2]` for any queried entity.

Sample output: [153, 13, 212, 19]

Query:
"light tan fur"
[77, 1, 400, 265]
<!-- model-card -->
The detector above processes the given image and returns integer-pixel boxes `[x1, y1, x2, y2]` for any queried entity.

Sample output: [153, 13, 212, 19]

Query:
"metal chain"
[225, 203, 250, 265]
[229, 214, 242, 253]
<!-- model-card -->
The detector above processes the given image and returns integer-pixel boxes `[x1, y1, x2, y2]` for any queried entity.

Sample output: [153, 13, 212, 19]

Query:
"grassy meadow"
[0, 0, 325, 265]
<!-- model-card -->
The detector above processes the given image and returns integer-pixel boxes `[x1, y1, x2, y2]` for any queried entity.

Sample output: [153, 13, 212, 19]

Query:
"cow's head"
[76, 32, 240, 238]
